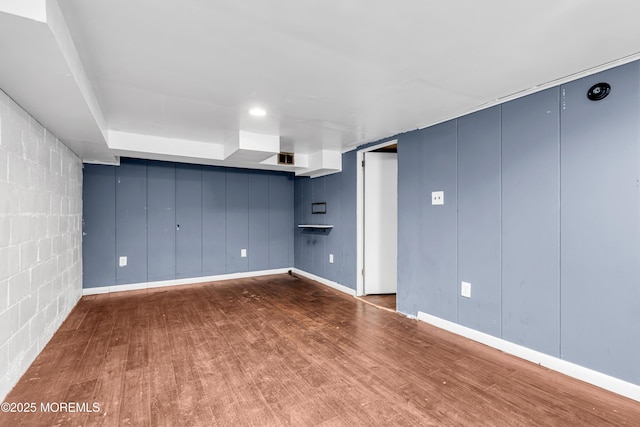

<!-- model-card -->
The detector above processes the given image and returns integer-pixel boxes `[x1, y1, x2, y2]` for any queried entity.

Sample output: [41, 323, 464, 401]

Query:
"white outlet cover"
[329, 254, 334, 264]
[119, 256, 127, 267]
[432, 191, 444, 205]
[461, 281, 471, 298]
[241, 249, 247, 257]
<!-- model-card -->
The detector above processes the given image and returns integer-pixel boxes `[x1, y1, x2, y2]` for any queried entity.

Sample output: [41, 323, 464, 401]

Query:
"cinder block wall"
[0, 89, 83, 400]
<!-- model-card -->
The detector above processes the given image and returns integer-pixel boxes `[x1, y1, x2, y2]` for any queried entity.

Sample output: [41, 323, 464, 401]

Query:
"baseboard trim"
[417, 311, 640, 403]
[291, 269, 356, 296]
[82, 268, 291, 295]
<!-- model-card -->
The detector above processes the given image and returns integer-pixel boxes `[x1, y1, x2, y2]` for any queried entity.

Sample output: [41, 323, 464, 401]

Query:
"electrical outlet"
[119, 256, 127, 267]
[432, 191, 444, 205]
[241, 248, 247, 258]
[329, 254, 334, 264]
[461, 281, 471, 298]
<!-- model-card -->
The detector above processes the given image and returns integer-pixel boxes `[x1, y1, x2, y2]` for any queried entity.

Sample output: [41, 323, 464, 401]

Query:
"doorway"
[356, 141, 398, 308]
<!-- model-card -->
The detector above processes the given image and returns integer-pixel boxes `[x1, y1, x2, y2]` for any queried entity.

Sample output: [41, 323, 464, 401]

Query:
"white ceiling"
[2, 1, 640, 175]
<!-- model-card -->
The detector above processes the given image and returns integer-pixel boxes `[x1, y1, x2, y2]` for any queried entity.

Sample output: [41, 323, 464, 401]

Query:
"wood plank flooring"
[357, 294, 396, 311]
[2, 274, 639, 426]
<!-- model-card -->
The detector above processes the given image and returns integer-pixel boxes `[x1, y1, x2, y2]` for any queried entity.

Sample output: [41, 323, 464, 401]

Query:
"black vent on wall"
[587, 82, 610, 101]
[278, 152, 294, 165]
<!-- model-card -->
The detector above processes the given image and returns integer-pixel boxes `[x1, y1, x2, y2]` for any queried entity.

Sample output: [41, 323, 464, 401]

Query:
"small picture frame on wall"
[312, 202, 327, 214]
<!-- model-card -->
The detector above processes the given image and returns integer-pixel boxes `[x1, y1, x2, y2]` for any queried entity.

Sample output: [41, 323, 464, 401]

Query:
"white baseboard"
[292, 269, 356, 296]
[417, 311, 640, 403]
[82, 268, 291, 295]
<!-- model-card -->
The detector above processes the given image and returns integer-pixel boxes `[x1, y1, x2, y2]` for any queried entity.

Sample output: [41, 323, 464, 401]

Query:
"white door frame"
[356, 139, 398, 296]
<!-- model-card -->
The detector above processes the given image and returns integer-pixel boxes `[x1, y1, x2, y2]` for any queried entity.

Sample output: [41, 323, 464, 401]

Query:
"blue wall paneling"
[82, 165, 116, 288]
[268, 173, 294, 269]
[560, 63, 640, 384]
[175, 164, 203, 279]
[248, 172, 270, 271]
[501, 88, 560, 356]
[115, 159, 148, 285]
[293, 150, 358, 291]
[323, 171, 341, 283]
[299, 177, 314, 273]
[226, 169, 249, 273]
[420, 120, 459, 323]
[397, 131, 427, 315]
[202, 167, 227, 276]
[293, 175, 305, 270]
[83, 159, 294, 287]
[147, 161, 176, 282]
[456, 106, 502, 337]
[310, 177, 326, 278]
[338, 150, 357, 289]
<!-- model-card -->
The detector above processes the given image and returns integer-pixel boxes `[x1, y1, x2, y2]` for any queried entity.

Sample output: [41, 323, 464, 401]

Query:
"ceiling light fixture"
[249, 107, 266, 117]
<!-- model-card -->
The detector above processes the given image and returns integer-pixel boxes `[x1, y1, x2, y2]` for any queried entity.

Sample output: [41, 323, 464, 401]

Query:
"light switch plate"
[329, 254, 334, 264]
[432, 191, 444, 205]
[461, 281, 471, 298]
[241, 249, 247, 257]
[119, 256, 127, 267]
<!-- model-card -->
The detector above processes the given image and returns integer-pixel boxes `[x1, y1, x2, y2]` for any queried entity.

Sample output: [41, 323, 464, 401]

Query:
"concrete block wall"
[0, 89, 83, 400]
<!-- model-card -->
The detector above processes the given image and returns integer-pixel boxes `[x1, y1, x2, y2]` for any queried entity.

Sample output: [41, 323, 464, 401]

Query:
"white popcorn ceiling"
[2, 1, 640, 171]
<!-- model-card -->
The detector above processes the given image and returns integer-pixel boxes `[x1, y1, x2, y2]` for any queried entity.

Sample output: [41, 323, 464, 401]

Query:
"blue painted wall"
[457, 107, 502, 337]
[147, 161, 176, 281]
[83, 159, 294, 288]
[559, 63, 640, 384]
[398, 120, 458, 320]
[397, 61, 640, 385]
[115, 159, 148, 285]
[501, 88, 560, 357]
[82, 164, 116, 286]
[293, 150, 357, 290]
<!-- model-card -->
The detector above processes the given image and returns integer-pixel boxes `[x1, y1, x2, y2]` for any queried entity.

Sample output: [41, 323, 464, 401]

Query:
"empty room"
[2, 1, 640, 425]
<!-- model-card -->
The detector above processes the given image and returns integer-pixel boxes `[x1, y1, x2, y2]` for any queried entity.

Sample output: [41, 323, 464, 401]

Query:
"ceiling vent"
[278, 152, 294, 165]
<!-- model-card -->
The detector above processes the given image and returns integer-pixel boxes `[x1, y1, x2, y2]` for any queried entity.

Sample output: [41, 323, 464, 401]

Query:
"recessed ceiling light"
[249, 107, 266, 117]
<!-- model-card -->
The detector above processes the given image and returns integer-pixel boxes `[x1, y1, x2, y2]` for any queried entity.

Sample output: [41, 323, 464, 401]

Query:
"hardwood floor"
[357, 294, 396, 311]
[2, 274, 639, 426]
